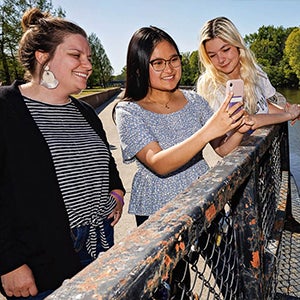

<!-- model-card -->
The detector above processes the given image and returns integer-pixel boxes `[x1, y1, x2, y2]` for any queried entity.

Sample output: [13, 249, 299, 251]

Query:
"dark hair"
[18, 7, 87, 80]
[124, 26, 180, 101]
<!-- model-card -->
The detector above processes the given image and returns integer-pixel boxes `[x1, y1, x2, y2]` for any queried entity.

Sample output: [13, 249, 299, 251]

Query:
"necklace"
[147, 97, 172, 109]
[164, 100, 171, 109]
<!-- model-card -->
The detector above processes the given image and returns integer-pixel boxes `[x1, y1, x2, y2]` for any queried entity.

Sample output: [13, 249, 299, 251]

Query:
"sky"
[51, 0, 300, 75]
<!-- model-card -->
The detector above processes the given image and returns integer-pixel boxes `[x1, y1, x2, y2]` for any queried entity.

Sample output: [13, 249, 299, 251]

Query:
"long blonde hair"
[197, 17, 260, 114]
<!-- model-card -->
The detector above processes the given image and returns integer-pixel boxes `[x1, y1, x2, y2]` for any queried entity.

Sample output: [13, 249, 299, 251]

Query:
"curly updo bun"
[18, 7, 87, 80]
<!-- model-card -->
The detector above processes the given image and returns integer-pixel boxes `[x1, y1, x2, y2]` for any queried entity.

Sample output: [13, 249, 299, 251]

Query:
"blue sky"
[51, 0, 300, 75]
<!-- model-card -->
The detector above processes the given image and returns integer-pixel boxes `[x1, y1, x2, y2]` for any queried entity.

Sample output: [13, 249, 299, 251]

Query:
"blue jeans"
[6, 219, 114, 299]
[71, 218, 114, 267]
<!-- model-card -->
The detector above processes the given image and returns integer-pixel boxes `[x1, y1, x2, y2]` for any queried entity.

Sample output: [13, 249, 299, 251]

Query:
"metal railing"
[47, 123, 289, 300]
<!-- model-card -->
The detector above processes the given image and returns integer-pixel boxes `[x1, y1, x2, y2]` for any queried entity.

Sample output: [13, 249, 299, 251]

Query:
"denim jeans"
[5, 219, 114, 299]
[71, 218, 114, 267]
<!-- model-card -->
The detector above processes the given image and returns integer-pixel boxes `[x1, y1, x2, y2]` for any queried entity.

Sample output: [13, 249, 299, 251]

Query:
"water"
[289, 122, 300, 188]
[279, 88, 300, 189]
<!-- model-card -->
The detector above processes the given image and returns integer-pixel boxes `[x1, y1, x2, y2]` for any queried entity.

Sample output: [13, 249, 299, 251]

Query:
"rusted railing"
[47, 123, 289, 300]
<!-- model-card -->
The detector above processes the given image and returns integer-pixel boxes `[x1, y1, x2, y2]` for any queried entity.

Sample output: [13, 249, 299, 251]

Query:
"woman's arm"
[245, 102, 300, 130]
[135, 94, 245, 176]
[211, 131, 244, 158]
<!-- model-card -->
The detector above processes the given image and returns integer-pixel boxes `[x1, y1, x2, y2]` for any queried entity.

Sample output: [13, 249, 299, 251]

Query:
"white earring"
[40, 65, 59, 89]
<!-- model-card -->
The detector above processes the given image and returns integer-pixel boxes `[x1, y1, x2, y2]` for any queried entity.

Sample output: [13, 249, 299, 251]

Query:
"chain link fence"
[47, 123, 292, 300]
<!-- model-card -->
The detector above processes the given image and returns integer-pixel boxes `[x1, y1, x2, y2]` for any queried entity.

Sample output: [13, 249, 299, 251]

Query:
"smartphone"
[226, 79, 244, 108]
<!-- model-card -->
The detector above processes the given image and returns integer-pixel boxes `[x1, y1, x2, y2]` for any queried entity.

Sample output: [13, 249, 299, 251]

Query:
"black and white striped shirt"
[24, 97, 116, 258]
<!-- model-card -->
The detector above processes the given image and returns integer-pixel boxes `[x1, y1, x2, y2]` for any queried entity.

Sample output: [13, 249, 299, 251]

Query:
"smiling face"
[205, 37, 241, 79]
[48, 33, 92, 94]
[148, 40, 181, 92]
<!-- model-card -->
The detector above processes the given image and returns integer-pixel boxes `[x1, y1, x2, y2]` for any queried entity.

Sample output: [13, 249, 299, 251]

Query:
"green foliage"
[113, 66, 126, 81]
[180, 51, 200, 87]
[0, 0, 112, 89]
[88, 33, 113, 88]
[0, 0, 64, 84]
[245, 26, 289, 65]
[285, 28, 300, 84]
[244, 25, 299, 88]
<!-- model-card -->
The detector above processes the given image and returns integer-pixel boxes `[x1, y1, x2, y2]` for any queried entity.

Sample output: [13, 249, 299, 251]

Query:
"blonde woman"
[197, 16, 299, 127]
[197, 16, 300, 232]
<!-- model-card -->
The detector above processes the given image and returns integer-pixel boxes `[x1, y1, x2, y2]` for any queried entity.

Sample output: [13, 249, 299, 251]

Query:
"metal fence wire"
[151, 127, 286, 300]
[47, 123, 292, 300]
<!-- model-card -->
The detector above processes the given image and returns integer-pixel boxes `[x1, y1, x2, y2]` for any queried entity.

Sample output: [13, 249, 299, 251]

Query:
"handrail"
[47, 123, 288, 300]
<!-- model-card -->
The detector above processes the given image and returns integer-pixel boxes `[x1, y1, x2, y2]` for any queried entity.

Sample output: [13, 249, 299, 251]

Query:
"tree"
[285, 27, 300, 85]
[244, 25, 298, 88]
[189, 51, 200, 85]
[180, 51, 200, 86]
[180, 52, 191, 86]
[245, 26, 288, 66]
[88, 33, 113, 88]
[0, 0, 65, 84]
[114, 66, 126, 81]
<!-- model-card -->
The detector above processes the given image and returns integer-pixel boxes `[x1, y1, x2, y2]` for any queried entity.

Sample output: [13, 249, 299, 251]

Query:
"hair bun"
[21, 7, 51, 32]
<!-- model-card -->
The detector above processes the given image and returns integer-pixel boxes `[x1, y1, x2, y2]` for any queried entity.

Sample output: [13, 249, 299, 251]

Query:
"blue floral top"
[116, 90, 213, 216]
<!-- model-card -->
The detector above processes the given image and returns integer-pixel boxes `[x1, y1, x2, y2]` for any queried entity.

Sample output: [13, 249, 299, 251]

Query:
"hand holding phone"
[226, 79, 244, 108]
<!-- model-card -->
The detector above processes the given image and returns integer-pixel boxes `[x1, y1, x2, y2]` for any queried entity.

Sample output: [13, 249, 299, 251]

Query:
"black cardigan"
[0, 81, 125, 295]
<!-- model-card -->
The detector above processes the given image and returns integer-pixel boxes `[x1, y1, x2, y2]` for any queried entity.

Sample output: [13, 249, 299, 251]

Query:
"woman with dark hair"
[115, 26, 250, 299]
[124, 26, 181, 101]
[116, 25, 248, 227]
[0, 7, 125, 300]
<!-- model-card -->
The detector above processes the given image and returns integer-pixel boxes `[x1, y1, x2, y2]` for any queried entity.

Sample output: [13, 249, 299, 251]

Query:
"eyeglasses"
[149, 55, 182, 72]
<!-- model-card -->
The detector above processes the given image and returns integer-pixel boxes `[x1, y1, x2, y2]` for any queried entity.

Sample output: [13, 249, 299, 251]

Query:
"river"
[288, 121, 300, 188]
[280, 88, 300, 189]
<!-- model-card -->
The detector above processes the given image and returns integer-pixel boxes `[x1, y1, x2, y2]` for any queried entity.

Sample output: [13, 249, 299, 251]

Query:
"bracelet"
[110, 191, 124, 206]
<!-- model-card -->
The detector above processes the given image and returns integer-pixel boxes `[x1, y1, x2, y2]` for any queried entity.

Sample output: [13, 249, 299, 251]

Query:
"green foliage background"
[0, 1, 299, 89]
[0, 0, 114, 87]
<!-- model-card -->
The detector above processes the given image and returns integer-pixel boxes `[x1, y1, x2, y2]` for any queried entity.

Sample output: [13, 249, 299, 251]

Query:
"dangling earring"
[40, 65, 59, 89]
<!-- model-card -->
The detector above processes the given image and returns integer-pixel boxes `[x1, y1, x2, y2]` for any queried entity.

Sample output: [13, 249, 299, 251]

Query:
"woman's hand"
[208, 93, 248, 157]
[205, 92, 245, 139]
[109, 190, 124, 226]
[285, 102, 300, 125]
[1, 264, 38, 298]
[239, 112, 255, 133]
